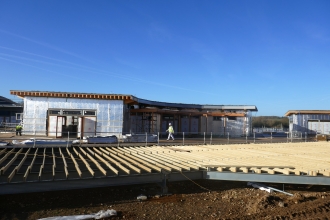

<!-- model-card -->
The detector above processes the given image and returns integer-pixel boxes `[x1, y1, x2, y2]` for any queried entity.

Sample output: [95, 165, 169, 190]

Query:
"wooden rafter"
[10, 90, 134, 102]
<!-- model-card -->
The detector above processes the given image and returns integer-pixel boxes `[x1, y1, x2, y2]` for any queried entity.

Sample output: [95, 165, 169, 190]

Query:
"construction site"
[1, 141, 330, 219]
[1, 90, 330, 219]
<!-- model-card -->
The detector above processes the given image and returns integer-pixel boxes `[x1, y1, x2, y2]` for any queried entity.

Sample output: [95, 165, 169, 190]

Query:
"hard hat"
[169, 123, 171, 125]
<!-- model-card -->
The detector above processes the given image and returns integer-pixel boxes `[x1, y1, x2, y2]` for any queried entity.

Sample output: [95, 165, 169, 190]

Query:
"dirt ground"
[1, 179, 330, 220]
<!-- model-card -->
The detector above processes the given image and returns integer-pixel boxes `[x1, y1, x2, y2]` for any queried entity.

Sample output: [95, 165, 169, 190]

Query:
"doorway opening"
[47, 109, 96, 138]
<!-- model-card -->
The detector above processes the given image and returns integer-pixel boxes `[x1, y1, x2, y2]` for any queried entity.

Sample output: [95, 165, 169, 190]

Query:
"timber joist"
[0, 142, 330, 187]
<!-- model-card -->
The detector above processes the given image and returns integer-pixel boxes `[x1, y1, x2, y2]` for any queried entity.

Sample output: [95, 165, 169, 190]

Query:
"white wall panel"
[308, 121, 319, 133]
[48, 116, 57, 137]
[24, 97, 124, 136]
[323, 122, 330, 134]
[200, 117, 206, 133]
[212, 121, 223, 135]
[191, 118, 198, 134]
[83, 117, 96, 137]
[181, 118, 189, 133]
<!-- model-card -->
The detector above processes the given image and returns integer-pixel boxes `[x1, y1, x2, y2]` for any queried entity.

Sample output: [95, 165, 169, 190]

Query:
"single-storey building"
[284, 110, 330, 135]
[10, 90, 258, 137]
[0, 96, 23, 127]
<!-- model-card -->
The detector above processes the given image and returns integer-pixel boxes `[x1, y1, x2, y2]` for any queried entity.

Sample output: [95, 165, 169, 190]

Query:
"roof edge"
[10, 90, 258, 111]
[284, 110, 330, 116]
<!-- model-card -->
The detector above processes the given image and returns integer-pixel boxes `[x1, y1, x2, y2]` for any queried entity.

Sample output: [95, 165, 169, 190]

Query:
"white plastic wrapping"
[23, 97, 124, 136]
[37, 209, 117, 220]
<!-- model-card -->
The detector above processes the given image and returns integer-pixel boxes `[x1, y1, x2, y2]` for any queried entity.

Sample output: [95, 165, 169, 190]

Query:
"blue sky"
[1, 1, 329, 116]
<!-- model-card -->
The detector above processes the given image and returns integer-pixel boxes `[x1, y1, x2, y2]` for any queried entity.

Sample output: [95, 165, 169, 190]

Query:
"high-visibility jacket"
[16, 125, 22, 131]
[167, 126, 174, 134]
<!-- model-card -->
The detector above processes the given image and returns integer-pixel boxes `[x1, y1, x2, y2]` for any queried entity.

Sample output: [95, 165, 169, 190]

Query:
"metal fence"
[4, 130, 317, 148]
[0, 122, 20, 131]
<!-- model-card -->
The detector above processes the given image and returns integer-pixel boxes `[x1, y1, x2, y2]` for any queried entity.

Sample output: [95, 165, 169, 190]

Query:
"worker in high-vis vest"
[166, 123, 175, 140]
[16, 124, 22, 136]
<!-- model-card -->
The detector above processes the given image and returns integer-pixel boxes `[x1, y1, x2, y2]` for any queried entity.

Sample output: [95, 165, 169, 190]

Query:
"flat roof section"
[285, 110, 330, 116]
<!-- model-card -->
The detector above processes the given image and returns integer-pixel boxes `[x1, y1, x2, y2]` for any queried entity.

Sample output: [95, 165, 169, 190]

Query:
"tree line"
[252, 116, 289, 129]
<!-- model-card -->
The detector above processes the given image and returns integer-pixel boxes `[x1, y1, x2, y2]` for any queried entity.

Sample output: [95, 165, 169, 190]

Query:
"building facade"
[0, 96, 23, 126]
[11, 90, 258, 137]
[285, 110, 330, 135]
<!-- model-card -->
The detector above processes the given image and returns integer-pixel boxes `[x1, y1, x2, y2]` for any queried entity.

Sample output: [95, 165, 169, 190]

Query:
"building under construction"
[285, 110, 330, 135]
[10, 90, 258, 138]
[2, 92, 330, 196]
[0, 96, 22, 126]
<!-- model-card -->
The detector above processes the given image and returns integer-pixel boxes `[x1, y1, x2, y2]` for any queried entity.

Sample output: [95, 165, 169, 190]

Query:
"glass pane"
[62, 110, 82, 115]
[50, 110, 61, 115]
[84, 111, 96, 116]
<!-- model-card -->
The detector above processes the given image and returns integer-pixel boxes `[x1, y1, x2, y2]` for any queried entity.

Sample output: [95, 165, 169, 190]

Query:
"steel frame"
[204, 171, 330, 185]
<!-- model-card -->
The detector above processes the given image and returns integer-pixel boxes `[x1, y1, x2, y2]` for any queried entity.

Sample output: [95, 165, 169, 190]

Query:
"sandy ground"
[1, 179, 330, 220]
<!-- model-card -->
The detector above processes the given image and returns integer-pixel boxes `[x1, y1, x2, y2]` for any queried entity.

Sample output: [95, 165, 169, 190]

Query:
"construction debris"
[0, 141, 9, 146]
[248, 182, 293, 196]
[11, 139, 72, 146]
[86, 135, 118, 144]
[123, 134, 158, 143]
[37, 209, 117, 220]
[137, 194, 148, 200]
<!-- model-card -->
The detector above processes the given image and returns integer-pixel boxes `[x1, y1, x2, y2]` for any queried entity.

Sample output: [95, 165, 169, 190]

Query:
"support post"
[271, 132, 272, 143]
[34, 130, 36, 148]
[315, 130, 317, 141]
[204, 132, 205, 145]
[160, 169, 170, 195]
[246, 132, 247, 144]
[287, 132, 288, 143]
[67, 131, 69, 148]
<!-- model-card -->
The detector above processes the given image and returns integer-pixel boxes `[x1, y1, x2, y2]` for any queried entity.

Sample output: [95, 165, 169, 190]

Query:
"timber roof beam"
[10, 90, 257, 112]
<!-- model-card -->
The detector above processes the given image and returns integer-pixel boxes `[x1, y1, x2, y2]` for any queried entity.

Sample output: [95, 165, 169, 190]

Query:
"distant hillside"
[252, 116, 289, 129]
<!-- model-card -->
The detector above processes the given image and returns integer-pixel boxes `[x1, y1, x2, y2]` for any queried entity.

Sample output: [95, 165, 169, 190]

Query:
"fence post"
[146, 132, 147, 147]
[183, 132, 185, 146]
[305, 132, 307, 142]
[227, 132, 229, 144]
[287, 132, 288, 143]
[315, 131, 317, 141]
[67, 131, 69, 148]
[34, 129, 36, 148]
[210, 132, 212, 145]
[254, 132, 255, 143]
[271, 132, 272, 143]
[158, 132, 159, 145]
[246, 132, 247, 144]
